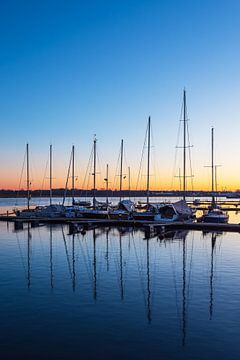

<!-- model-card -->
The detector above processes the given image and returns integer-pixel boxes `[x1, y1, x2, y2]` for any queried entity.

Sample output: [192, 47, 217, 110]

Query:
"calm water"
[0, 198, 240, 359]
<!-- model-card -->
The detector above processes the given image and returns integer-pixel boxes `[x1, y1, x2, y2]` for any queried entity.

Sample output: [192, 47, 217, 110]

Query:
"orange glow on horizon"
[1, 177, 240, 192]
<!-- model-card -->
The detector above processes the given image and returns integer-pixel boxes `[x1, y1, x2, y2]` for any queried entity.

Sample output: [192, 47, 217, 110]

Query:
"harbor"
[0, 92, 233, 230]
[1, 1, 240, 359]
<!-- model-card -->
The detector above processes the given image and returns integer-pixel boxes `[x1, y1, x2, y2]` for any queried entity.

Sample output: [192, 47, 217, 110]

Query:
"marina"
[1, 1, 240, 359]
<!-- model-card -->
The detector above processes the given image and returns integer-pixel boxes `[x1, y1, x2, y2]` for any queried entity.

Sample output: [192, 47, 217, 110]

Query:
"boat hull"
[202, 215, 229, 223]
[78, 211, 108, 219]
[132, 212, 155, 221]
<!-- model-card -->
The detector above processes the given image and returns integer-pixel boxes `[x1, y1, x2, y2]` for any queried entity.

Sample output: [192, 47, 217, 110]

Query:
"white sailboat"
[202, 128, 229, 223]
[109, 139, 135, 220]
[77, 136, 109, 219]
[15, 144, 65, 218]
[133, 91, 193, 222]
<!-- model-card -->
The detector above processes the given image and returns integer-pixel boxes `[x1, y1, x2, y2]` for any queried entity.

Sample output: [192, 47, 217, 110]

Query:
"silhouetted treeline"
[0, 189, 236, 198]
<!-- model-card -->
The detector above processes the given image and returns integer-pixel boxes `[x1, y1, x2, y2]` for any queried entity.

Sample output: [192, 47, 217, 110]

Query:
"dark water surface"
[0, 198, 240, 359]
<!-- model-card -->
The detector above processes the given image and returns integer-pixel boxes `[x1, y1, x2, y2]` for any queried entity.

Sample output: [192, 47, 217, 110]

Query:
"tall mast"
[183, 90, 187, 201]
[119, 139, 123, 202]
[211, 128, 214, 193]
[93, 136, 97, 209]
[50, 144, 52, 206]
[211, 127, 215, 206]
[72, 145, 75, 205]
[26, 143, 30, 210]
[147, 116, 151, 205]
[128, 166, 131, 199]
[105, 164, 109, 205]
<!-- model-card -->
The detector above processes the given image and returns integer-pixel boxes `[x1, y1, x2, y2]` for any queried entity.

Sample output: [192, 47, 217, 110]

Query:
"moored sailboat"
[76, 136, 109, 219]
[15, 144, 66, 218]
[109, 139, 134, 220]
[202, 128, 229, 223]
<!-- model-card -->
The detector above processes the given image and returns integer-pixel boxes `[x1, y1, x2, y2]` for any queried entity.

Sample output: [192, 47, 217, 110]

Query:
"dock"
[1, 215, 240, 238]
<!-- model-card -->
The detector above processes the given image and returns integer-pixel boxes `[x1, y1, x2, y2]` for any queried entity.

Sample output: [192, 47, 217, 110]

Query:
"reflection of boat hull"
[202, 208, 229, 223]
[202, 214, 229, 223]
[78, 210, 108, 219]
[108, 211, 131, 220]
[132, 212, 155, 221]
[69, 223, 86, 234]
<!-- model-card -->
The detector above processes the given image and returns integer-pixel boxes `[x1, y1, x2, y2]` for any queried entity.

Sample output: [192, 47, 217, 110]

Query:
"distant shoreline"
[0, 189, 237, 198]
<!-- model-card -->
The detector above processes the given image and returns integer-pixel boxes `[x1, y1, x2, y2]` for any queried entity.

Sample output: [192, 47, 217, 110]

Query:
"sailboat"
[202, 128, 229, 223]
[15, 144, 65, 218]
[132, 116, 189, 221]
[133, 91, 193, 222]
[109, 139, 135, 220]
[159, 89, 193, 222]
[133, 116, 158, 220]
[77, 136, 109, 219]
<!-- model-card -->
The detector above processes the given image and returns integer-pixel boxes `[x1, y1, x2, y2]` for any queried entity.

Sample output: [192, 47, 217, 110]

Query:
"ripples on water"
[0, 218, 240, 360]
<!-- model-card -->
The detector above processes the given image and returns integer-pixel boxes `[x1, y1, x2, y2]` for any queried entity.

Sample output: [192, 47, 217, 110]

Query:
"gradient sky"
[0, 0, 240, 191]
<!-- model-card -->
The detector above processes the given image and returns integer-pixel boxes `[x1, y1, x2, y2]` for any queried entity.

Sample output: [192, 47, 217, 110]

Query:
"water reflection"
[201, 231, 223, 321]
[2, 222, 239, 358]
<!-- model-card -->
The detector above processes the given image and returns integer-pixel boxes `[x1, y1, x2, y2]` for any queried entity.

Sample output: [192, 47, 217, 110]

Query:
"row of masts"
[24, 90, 219, 207]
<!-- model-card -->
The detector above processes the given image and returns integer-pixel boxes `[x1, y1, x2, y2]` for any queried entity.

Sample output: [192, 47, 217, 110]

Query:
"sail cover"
[172, 200, 192, 216]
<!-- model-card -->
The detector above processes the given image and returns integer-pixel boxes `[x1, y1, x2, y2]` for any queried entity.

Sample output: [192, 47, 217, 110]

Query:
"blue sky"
[0, 0, 240, 189]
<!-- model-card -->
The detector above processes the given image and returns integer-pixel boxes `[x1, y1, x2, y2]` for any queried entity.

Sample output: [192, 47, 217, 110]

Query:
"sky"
[0, 0, 240, 191]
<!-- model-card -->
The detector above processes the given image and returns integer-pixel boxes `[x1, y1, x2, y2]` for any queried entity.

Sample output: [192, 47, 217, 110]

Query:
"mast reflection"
[50, 225, 53, 289]
[27, 223, 31, 289]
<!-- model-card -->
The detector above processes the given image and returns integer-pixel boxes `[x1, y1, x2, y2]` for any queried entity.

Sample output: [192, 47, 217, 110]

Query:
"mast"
[72, 145, 75, 205]
[211, 127, 215, 206]
[128, 166, 131, 199]
[26, 143, 30, 210]
[93, 136, 97, 209]
[62, 148, 72, 206]
[179, 168, 182, 191]
[215, 165, 218, 193]
[119, 139, 123, 202]
[183, 90, 187, 201]
[147, 116, 151, 205]
[50, 144, 52, 206]
[105, 164, 109, 206]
